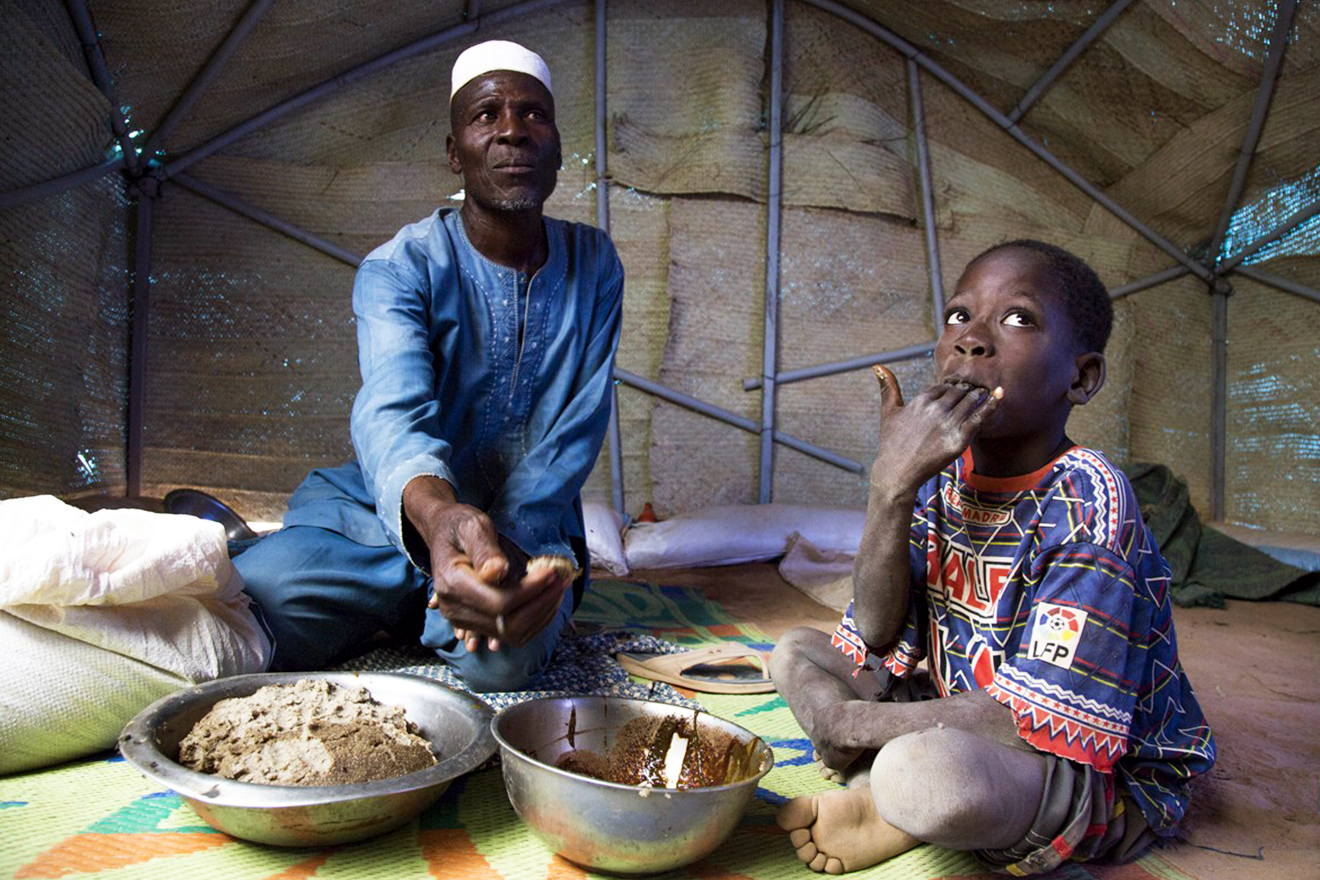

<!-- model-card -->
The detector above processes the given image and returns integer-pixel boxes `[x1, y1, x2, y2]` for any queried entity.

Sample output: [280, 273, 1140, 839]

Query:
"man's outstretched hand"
[402, 476, 573, 653]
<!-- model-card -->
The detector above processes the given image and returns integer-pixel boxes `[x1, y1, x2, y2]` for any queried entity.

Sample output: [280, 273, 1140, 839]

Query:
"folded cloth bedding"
[0, 495, 272, 774]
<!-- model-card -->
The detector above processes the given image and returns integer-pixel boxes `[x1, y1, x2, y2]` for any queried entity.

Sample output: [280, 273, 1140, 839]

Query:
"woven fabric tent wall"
[1, 0, 1316, 535]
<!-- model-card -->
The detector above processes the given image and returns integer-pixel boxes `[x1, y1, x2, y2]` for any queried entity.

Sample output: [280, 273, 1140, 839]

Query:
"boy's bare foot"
[776, 788, 919, 874]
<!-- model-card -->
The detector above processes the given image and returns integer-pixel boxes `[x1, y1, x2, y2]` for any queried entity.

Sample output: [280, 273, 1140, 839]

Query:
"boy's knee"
[769, 626, 831, 678]
[871, 728, 972, 838]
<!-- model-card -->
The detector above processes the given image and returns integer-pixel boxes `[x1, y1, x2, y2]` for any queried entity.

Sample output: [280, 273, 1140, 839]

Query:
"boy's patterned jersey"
[833, 447, 1215, 834]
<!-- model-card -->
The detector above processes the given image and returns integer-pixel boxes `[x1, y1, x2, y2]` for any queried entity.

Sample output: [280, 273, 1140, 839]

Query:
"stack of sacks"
[0, 496, 272, 774]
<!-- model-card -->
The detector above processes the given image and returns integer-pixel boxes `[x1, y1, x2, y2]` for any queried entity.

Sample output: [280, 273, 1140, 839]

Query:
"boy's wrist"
[867, 473, 917, 509]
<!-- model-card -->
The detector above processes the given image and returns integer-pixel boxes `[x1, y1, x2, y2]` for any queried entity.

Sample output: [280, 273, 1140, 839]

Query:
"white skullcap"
[450, 40, 552, 100]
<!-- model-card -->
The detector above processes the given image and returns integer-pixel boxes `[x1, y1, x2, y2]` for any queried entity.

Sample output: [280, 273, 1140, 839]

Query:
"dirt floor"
[627, 563, 1320, 880]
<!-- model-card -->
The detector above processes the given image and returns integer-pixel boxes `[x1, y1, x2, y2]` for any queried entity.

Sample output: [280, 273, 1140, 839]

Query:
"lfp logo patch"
[1028, 603, 1087, 669]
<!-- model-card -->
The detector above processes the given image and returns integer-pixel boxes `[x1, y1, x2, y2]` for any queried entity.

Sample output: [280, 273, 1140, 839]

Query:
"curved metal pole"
[162, 0, 572, 180]
[908, 58, 944, 324]
[0, 157, 125, 210]
[743, 340, 935, 391]
[758, 0, 785, 503]
[800, 0, 1214, 284]
[1232, 265, 1320, 305]
[142, 0, 277, 159]
[126, 192, 154, 497]
[65, 0, 141, 175]
[594, 0, 626, 515]
[614, 368, 857, 472]
[1210, 278, 1230, 521]
[1216, 199, 1320, 274]
[1007, 0, 1136, 124]
[172, 173, 364, 266]
[1107, 265, 1189, 301]
[1208, 0, 1297, 261]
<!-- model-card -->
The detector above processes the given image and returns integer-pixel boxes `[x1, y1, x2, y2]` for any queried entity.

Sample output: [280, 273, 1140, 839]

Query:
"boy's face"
[935, 248, 1100, 444]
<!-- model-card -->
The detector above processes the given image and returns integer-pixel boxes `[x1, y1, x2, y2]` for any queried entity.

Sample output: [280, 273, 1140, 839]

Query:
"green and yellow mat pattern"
[0, 580, 1199, 880]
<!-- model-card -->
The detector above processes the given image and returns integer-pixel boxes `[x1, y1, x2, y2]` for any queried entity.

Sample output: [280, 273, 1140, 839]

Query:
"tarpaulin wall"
[1, 0, 1316, 535]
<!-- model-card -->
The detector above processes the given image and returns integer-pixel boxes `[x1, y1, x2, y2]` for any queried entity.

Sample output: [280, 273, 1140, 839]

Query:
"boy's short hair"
[972, 239, 1113, 353]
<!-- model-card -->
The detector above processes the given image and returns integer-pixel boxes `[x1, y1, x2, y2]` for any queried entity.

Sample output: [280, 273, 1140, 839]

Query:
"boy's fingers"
[965, 386, 1004, 426]
[872, 364, 905, 409]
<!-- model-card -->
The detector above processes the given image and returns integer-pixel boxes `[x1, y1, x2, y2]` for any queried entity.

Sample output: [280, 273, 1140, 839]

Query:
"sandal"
[615, 643, 775, 694]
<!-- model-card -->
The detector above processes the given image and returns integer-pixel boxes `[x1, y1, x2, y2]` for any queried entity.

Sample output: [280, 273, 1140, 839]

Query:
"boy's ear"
[1068, 352, 1106, 406]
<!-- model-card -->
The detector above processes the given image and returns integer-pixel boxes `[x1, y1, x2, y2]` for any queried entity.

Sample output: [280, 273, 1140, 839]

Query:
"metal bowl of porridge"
[119, 671, 495, 846]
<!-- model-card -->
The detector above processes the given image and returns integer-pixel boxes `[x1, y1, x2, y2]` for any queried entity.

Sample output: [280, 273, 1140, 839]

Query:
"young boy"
[770, 240, 1215, 875]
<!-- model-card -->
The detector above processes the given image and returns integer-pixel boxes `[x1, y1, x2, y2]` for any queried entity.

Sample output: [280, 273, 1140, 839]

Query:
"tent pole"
[0, 158, 125, 211]
[594, 0, 625, 515]
[614, 368, 860, 473]
[126, 181, 157, 498]
[1107, 265, 1189, 301]
[774, 432, 863, 474]
[161, 0, 570, 180]
[758, 0, 785, 503]
[1207, 0, 1297, 261]
[802, 0, 1214, 284]
[1231, 265, 1320, 305]
[1210, 279, 1231, 521]
[1216, 199, 1320, 274]
[743, 341, 935, 391]
[1205, 1, 1296, 525]
[142, 0, 277, 159]
[64, 0, 141, 175]
[1007, 0, 1136, 124]
[616, 369, 756, 432]
[908, 58, 944, 323]
[172, 173, 363, 266]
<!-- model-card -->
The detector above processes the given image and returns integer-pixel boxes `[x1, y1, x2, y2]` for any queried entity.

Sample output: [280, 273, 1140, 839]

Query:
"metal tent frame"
[6, 0, 1315, 521]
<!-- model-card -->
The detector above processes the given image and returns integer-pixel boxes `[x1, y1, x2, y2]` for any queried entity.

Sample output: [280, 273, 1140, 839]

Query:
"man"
[235, 40, 625, 693]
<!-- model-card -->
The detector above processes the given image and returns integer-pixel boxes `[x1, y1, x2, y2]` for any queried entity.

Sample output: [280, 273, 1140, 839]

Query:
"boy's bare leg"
[771, 627, 919, 873]
[771, 628, 1049, 872]
[777, 729, 1047, 873]
[769, 627, 892, 773]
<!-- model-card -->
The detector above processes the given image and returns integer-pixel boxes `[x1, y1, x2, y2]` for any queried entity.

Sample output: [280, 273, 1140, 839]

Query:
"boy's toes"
[776, 793, 819, 831]
[812, 750, 846, 784]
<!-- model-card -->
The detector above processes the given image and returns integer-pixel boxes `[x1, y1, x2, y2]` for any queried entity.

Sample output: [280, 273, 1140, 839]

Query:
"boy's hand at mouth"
[869, 364, 1002, 501]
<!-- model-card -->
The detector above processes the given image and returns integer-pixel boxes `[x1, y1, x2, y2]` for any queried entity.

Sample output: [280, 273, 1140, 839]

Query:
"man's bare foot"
[776, 789, 919, 874]
[814, 750, 844, 784]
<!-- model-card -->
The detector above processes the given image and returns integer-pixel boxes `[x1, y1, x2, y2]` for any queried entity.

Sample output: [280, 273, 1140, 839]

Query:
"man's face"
[447, 71, 560, 213]
[934, 248, 1088, 442]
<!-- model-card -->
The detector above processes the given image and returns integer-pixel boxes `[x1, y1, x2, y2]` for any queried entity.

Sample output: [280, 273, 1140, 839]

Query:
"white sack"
[623, 503, 865, 570]
[583, 501, 629, 576]
[0, 495, 272, 774]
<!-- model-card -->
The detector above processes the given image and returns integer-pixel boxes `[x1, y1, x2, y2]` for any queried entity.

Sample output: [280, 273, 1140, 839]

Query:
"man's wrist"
[401, 475, 459, 570]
